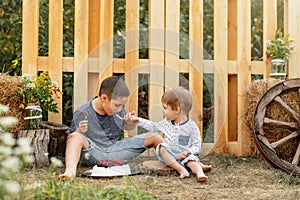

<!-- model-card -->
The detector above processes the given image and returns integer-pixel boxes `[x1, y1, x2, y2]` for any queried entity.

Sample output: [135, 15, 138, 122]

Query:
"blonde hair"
[161, 87, 192, 115]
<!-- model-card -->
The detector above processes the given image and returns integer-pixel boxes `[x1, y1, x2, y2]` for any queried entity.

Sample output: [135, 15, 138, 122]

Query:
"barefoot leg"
[186, 161, 208, 182]
[58, 132, 89, 179]
[160, 147, 189, 178]
[199, 162, 212, 172]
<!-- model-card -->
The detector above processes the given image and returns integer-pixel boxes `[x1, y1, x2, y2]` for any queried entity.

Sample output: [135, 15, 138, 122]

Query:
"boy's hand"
[176, 150, 191, 160]
[124, 111, 139, 124]
[77, 120, 88, 134]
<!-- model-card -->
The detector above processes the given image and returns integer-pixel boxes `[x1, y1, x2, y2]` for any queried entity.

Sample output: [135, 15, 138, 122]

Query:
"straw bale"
[0, 73, 26, 137]
[244, 78, 282, 154]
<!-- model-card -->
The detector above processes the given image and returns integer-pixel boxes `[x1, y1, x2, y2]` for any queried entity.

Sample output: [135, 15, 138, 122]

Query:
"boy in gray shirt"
[59, 76, 163, 178]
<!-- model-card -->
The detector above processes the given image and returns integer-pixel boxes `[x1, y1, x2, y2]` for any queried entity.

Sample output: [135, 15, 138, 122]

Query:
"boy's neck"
[173, 114, 188, 124]
[92, 97, 106, 115]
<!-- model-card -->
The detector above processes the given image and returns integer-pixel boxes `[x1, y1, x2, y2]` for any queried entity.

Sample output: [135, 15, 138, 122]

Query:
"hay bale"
[0, 73, 26, 137]
[244, 78, 282, 154]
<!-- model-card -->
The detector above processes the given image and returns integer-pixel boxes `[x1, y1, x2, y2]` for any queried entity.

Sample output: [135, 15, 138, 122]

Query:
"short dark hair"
[99, 76, 129, 99]
[161, 87, 192, 115]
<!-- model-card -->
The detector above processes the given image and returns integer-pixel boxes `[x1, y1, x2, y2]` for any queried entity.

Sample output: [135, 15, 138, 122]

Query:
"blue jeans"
[80, 133, 147, 166]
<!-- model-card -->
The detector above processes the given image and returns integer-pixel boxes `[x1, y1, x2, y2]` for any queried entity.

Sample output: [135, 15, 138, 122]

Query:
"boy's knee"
[67, 132, 88, 145]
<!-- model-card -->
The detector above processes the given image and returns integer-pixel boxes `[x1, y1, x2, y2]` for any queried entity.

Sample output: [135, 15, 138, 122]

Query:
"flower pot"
[24, 104, 42, 130]
[270, 59, 287, 80]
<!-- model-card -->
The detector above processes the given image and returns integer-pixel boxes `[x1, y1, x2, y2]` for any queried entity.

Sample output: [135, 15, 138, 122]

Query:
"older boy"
[59, 76, 163, 178]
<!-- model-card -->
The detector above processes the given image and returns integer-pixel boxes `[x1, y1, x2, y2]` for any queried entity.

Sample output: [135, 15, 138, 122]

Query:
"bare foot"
[202, 165, 212, 172]
[179, 168, 190, 179]
[197, 175, 208, 182]
[58, 170, 76, 179]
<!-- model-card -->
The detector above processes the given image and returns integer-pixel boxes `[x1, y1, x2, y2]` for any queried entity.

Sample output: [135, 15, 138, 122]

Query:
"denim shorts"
[156, 142, 200, 166]
[80, 133, 147, 166]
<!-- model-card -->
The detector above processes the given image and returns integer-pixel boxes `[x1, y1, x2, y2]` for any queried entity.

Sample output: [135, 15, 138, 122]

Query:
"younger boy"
[59, 76, 163, 178]
[128, 87, 211, 182]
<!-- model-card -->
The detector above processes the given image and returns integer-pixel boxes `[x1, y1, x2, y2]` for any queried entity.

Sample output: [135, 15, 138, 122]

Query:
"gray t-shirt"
[67, 97, 126, 148]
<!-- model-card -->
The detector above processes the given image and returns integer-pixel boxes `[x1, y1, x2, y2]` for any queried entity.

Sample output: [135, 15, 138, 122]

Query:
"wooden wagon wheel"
[253, 78, 300, 176]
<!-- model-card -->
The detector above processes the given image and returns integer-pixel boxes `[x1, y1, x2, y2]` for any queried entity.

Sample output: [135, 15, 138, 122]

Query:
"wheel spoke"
[264, 117, 298, 129]
[257, 135, 275, 152]
[292, 142, 300, 165]
[270, 131, 299, 149]
[274, 96, 300, 121]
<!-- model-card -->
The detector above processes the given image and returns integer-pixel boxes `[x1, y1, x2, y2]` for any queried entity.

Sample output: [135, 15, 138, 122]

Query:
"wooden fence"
[22, 0, 300, 156]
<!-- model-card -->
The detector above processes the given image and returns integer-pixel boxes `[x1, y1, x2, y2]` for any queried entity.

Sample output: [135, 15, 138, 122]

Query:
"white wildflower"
[0, 145, 13, 156]
[27, 82, 35, 89]
[50, 157, 63, 168]
[52, 81, 59, 88]
[5, 181, 20, 195]
[2, 157, 20, 171]
[0, 104, 9, 115]
[265, 40, 271, 46]
[0, 117, 18, 132]
[15, 138, 33, 155]
[20, 73, 32, 83]
[84, 152, 90, 160]
[0, 132, 16, 146]
[22, 154, 34, 164]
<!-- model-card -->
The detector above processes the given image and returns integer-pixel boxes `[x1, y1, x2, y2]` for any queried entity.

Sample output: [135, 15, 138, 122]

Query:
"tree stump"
[139, 160, 178, 176]
[40, 121, 69, 157]
[18, 129, 50, 166]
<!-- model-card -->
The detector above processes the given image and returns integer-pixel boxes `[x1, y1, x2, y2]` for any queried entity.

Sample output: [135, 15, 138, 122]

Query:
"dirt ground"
[21, 153, 300, 200]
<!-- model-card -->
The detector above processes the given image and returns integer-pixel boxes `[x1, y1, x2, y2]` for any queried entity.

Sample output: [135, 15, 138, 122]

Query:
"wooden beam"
[88, 0, 100, 54]
[74, 0, 89, 110]
[125, 0, 139, 135]
[189, 0, 204, 135]
[263, 0, 277, 78]
[98, 0, 114, 80]
[165, 0, 180, 89]
[149, 0, 165, 121]
[48, 0, 64, 123]
[288, 0, 300, 78]
[236, 0, 251, 155]
[212, 0, 229, 154]
[22, 0, 39, 75]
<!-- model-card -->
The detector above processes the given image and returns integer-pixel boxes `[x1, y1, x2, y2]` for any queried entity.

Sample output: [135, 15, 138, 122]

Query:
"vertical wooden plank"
[263, 0, 277, 78]
[149, 0, 165, 121]
[189, 0, 203, 135]
[288, 0, 300, 78]
[88, 0, 100, 54]
[227, 0, 237, 143]
[228, 0, 237, 60]
[88, 0, 100, 99]
[74, 0, 89, 110]
[48, 0, 63, 123]
[212, 0, 229, 154]
[284, 0, 288, 35]
[236, 0, 251, 155]
[125, 0, 139, 120]
[98, 0, 114, 82]
[22, 0, 39, 75]
[228, 75, 237, 141]
[165, 0, 180, 90]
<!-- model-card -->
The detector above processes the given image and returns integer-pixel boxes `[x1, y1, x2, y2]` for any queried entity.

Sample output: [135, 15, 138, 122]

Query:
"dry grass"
[0, 73, 26, 136]
[19, 153, 300, 200]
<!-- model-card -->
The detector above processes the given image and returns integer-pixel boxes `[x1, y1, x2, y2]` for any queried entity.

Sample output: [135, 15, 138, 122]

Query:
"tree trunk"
[40, 121, 69, 157]
[18, 129, 50, 166]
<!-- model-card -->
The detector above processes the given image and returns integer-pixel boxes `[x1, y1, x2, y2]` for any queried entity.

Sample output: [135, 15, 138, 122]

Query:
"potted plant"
[16, 71, 63, 129]
[265, 29, 294, 79]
